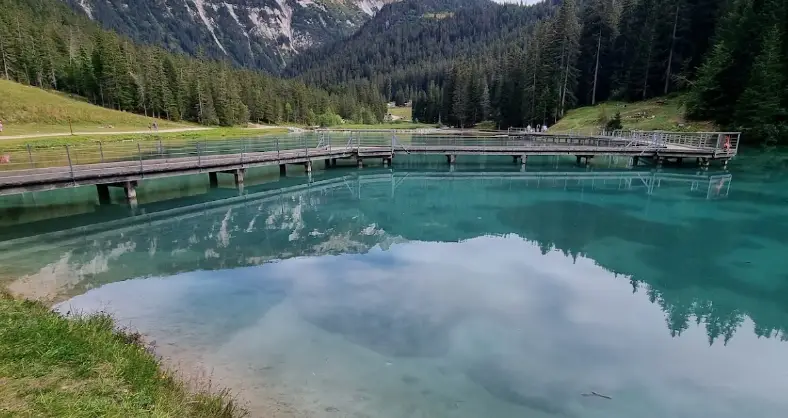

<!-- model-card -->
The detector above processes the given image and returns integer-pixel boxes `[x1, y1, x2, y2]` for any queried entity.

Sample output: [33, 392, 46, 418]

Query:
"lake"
[1, 153, 787, 417]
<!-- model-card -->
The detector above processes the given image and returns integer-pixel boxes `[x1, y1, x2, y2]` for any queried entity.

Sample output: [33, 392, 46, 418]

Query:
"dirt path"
[0, 127, 211, 140]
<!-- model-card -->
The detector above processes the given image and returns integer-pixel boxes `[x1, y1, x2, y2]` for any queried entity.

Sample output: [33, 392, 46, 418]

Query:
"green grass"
[388, 106, 413, 121]
[0, 79, 193, 137]
[550, 95, 716, 134]
[0, 127, 291, 150]
[0, 292, 245, 418]
[332, 121, 433, 130]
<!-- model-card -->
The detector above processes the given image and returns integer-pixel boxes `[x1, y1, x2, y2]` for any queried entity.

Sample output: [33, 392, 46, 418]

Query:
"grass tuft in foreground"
[0, 292, 246, 418]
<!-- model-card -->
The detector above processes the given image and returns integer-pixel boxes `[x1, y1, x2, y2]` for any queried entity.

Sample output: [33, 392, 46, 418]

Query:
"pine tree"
[451, 64, 470, 127]
[480, 80, 491, 121]
[733, 25, 785, 143]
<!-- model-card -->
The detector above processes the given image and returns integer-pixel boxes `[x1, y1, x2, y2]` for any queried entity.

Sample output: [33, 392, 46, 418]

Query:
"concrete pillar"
[325, 159, 331, 169]
[331, 158, 337, 167]
[279, 164, 287, 176]
[305, 161, 312, 173]
[357, 158, 363, 169]
[123, 181, 138, 207]
[209, 171, 218, 188]
[382, 158, 389, 167]
[520, 155, 527, 171]
[233, 169, 245, 186]
[722, 159, 729, 169]
[447, 154, 456, 165]
[96, 184, 111, 205]
[576, 155, 582, 165]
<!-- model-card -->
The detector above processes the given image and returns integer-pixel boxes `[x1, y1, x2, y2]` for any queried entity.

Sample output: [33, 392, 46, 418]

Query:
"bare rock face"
[64, 0, 399, 72]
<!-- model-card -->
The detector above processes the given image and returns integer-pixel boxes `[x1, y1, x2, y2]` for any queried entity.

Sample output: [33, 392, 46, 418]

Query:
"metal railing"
[0, 129, 740, 181]
[602, 130, 741, 154]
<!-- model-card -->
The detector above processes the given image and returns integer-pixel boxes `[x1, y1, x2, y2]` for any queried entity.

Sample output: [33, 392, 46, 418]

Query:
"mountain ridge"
[63, 0, 401, 72]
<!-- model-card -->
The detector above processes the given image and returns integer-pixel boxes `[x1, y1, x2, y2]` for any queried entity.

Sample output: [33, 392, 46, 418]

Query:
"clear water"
[2, 153, 788, 417]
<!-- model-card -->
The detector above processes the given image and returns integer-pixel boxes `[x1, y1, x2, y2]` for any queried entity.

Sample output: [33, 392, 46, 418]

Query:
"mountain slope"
[285, 0, 553, 90]
[64, 0, 399, 72]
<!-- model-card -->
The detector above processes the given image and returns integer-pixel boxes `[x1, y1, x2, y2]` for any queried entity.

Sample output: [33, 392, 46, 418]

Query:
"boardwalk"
[0, 130, 739, 198]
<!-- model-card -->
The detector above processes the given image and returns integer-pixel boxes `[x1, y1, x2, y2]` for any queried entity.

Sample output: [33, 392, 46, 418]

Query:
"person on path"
[0, 120, 4, 133]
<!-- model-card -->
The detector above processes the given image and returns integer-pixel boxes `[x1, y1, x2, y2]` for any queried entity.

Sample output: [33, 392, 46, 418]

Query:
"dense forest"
[291, 0, 787, 144]
[0, 0, 387, 126]
[1, 0, 786, 143]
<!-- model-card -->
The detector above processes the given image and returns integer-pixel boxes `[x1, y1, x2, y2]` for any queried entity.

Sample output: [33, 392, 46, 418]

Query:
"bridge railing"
[0, 135, 331, 173]
[602, 130, 741, 155]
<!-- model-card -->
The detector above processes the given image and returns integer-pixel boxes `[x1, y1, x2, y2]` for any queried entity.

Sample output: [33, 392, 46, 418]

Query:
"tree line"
[412, 0, 731, 130]
[0, 0, 387, 127]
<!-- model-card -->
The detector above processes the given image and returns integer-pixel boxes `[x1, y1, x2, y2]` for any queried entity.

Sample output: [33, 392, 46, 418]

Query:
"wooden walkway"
[0, 130, 739, 198]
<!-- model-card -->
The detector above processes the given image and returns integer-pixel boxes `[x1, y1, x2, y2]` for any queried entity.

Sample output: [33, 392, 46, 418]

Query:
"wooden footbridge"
[0, 130, 739, 201]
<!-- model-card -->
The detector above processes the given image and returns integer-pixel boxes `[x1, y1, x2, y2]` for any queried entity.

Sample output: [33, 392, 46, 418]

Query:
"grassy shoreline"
[0, 292, 246, 417]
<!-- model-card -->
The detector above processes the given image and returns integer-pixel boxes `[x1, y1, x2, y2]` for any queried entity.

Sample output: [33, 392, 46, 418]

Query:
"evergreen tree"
[733, 25, 785, 142]
[479, 80, 491, 121]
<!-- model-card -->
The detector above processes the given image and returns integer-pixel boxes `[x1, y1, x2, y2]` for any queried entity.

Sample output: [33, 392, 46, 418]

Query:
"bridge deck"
[0, 131, 739, 196]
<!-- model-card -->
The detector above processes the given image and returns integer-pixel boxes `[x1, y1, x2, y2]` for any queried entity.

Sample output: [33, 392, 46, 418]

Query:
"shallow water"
[2, 154, 788, 417]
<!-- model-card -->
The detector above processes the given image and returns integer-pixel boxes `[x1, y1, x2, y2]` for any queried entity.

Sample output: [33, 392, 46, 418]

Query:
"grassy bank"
[0, 79, 192, 137]
[1, 127, 292, 150]
[388, 106, 413, 121]
[0, 292, 245, 417]
[550, 95, 716, 133]
[331, 122, 433, 130]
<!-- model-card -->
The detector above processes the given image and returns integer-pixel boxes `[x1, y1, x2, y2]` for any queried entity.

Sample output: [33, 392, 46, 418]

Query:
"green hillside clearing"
[0, 79, 192, 137]
[550, 96, 716, 133]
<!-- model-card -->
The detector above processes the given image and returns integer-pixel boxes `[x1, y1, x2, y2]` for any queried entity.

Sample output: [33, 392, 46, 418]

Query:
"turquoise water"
[1, 154, 788, 417]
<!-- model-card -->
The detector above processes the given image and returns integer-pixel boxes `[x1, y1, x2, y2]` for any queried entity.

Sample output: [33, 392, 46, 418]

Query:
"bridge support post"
[632, 156, 639, 166]
[722, 159, 729, 169]
[383, 157, 392, 167]
[512, 156, 519, 164]
[209, 172, 218, 188]
[279, 164, 287, 176]
[304, 161, 312, 173]
[357, 158, 364, 169]
[447, 154, 456, 165]
[325, 159, 331, 169]
[96, 184, 111, 205]
[331, 158, 337, 167]
[123, 181, 137, 207]
[576, 155, 582, 165]
[655, 157, 664, 168]
[233, 169, 245, 186]
[520, 155, 527, 172]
